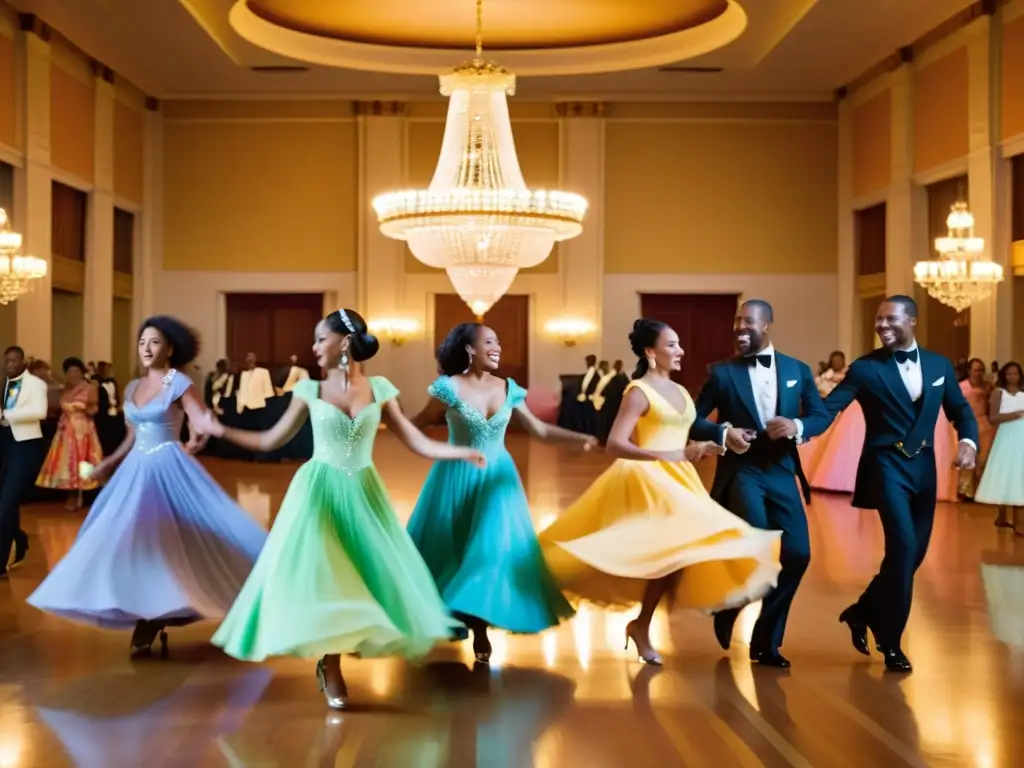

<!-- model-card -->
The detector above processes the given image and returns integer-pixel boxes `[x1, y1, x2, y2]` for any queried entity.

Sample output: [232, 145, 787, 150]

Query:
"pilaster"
[557, 102, 605, 362]
[83, 66, 114, 362]
[836, 98, 856, 356]
[134, 101, 161, 331]
[14, 21, 52, 361]
[885, 63, 928, 301]
[966, 14, 1012, 362]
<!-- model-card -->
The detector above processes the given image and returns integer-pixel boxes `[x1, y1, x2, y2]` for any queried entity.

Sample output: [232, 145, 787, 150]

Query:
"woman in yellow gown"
[541, 318, 782, 664]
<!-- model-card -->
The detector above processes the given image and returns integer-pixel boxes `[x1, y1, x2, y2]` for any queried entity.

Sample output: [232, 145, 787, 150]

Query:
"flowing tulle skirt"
[213, 460, 458, 661]
[975, 419, 1024, 505]
[28, 445, 266, 628]
[407, 450, 575, 634]
[539, 458, 782, 612]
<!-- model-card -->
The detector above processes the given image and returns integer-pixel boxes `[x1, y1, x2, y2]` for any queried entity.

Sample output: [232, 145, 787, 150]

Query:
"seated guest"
[236, 352, 274, 415]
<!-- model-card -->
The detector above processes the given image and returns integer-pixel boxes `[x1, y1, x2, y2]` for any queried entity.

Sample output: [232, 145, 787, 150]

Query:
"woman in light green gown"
[198, 308, 484, 710]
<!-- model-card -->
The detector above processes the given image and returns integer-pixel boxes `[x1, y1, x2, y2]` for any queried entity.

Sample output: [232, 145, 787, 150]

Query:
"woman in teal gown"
[196, 309, 484, 710]
[409, 323, 596, 662]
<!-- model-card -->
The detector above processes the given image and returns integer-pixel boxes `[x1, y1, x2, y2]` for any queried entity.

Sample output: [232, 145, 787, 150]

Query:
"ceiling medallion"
[913, 201, 1003, 312]
[372, 0, 587, 316]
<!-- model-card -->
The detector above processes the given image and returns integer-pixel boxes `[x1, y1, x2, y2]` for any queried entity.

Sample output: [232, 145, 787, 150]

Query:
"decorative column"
[14, 16, 53, 361]
[966, 12, 1011, 362]
[83, 63, 114, 363]
[355, 101, 409, 386]
[556, 102, 605, 362]
[134, 97, 161, 329]
[885, 58, 929, 301]
[836, 96, 856, 356]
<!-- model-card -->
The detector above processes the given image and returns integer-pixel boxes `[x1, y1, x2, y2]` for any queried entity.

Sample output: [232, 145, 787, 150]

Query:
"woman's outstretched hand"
[193, 409, 226, 438]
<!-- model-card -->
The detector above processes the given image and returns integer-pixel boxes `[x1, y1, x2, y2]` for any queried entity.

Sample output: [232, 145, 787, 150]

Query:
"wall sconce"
[368, 318, 419, 346]
[545, 318, 596, 347]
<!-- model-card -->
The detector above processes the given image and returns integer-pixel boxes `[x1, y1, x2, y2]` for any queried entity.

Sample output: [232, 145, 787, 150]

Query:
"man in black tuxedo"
[825, 295, 977, 672]
[695, 299, 831, 667]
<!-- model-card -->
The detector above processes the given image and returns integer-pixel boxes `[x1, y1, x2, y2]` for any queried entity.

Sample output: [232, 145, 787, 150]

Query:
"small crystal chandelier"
[0, 208, 47, 306]
[913, 200, 1003, 312]
[371, 0, 587, 316]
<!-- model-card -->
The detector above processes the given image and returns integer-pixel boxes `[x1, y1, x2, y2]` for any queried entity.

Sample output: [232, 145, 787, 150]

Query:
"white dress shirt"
[281, 365, 310, 393]
[589, 371, 616, 411]
[746, 345, 804, 442]
[101, 380, 119, 416]
[893, 342, 975, 450]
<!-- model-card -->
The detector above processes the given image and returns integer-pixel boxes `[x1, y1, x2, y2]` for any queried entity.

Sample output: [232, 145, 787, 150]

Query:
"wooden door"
[433, 294, 530, 385]
[225, 293, 323, 370]
[638, 293, 739, 394]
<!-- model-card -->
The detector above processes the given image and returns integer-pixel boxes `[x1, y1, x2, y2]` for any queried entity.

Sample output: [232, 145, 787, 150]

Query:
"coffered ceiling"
[9, 0, 976, 100]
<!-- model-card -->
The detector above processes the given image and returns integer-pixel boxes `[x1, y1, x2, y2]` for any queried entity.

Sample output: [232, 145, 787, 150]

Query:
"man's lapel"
[775, 353, 799, 417]
[877, 353, 915, 412]
[726, 357, 763, 427]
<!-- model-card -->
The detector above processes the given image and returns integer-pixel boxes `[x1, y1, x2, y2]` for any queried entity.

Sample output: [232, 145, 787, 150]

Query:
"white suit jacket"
[1, 371, 48, 441]
[236, 367, 275, 413]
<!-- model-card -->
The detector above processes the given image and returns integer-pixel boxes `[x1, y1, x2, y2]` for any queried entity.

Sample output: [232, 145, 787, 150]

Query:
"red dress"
[36, 382, 104, 491]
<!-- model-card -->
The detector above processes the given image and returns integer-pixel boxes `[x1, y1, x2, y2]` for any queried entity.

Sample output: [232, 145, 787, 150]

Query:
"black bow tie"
[894, 349, 918, 364]
[744, 354, 772, 369]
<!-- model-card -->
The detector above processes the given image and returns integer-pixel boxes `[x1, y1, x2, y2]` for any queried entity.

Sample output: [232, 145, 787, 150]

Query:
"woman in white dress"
[975, 361, 1024, 533]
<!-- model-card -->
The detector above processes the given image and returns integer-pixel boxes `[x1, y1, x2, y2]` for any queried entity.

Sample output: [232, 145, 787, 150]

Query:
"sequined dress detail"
[407, 376, 574, 633]
[213, 376, 459, 661]
[27, 369, 267, 628]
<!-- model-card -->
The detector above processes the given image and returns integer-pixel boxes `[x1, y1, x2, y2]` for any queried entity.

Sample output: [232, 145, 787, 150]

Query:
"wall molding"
[912, 155, 970, 186]
[851, 188, 889, 210]
[1001, 131, 1024, 158]
[162, 116, 356, 125]
[0, 142, 23, 168]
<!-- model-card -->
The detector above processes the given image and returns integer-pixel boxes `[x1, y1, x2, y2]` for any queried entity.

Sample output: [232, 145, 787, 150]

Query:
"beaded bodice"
[294, 377, 398, 475]
[429, 376, 527, 453]
[125, 370, 189, 455]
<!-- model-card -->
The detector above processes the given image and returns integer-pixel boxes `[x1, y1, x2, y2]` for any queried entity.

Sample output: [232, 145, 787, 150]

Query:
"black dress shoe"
[879, 647, 912, 673]
[750, 649, 790, 668]
[713, 609, 738, 651]
[838, 606, 871, 656]
[9, 536, 28, 570]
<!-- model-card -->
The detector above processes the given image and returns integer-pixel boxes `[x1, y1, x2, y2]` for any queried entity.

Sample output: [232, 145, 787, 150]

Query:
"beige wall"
[0, 24, 15, 151]
[852, 91, 891, 199]
[51, 289, 83, 369]
[913, 46, 969, 174]
[161, 100, 358, 273]
[50, 52, 95, 184]
[604, 103, 838, 275]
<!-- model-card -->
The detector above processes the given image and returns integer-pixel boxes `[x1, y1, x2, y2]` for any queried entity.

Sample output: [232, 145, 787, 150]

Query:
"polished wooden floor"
[2, 434, 1023, 767]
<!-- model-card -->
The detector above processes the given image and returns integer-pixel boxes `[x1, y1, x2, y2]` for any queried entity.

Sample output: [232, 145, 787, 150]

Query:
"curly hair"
[62, 356, 85, 375]
[436, 322, 482, 376]
[997, 361, 1023, 390]
[628, 318, 669, 379]
[138, 315, 201, 368]
[324, 308, 379, 362]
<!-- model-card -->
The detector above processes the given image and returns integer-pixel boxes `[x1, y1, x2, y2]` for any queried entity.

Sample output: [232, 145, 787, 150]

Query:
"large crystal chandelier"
[0, 208, 46, 306]
[913, 201, 1003, 312]
[371, 0, 587, 316]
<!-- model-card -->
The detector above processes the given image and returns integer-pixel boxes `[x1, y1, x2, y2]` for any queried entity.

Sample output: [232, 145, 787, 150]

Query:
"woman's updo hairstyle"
[324, 308, 379, 362]
[62, 356, 86, 375]
[436, 322, 482, 376]
[138, 316, 201, 368]
[628, 318, 668, 380]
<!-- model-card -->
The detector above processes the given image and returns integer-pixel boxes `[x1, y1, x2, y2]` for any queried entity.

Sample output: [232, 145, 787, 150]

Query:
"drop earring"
[463, 350, 475, 375]
[339, 351, 350, 392]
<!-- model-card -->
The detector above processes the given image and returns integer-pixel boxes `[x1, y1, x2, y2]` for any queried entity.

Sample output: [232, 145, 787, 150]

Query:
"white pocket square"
[786, 379, 798, 388]
[932, 377, 945, 386]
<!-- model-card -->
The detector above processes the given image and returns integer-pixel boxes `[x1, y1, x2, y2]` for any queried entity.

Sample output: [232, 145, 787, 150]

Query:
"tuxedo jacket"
[694, 352, 831, 503]
[824, 346, 978, 508]
[1, 371, 49, 442]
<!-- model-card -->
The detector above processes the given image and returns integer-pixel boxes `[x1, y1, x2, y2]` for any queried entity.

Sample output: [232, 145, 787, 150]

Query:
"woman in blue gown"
[27, 316, 267, 657]
[408, 323, 596, 662]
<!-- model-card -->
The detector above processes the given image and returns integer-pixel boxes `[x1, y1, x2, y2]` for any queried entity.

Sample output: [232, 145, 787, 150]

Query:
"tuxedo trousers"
[0, 427, 44, 570]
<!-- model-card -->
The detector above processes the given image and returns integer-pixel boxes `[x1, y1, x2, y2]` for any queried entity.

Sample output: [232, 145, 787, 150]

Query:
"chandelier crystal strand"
[371, 0, 587, 315]
[913, 200, 1003, 312]
[0, 208, 47, 306]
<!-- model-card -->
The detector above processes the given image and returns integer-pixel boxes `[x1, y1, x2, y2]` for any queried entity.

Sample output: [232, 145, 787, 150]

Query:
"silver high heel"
[624, 621, 663, 666]
[315, 657, 348, 710]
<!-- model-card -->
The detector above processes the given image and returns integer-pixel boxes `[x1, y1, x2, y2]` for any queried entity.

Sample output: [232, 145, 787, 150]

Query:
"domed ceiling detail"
[229, 0, 748, 76]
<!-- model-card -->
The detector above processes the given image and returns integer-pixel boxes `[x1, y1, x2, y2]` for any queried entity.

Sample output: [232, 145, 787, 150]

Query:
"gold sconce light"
[368, 318, 419, 346]
[545, 318, 596, 347]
